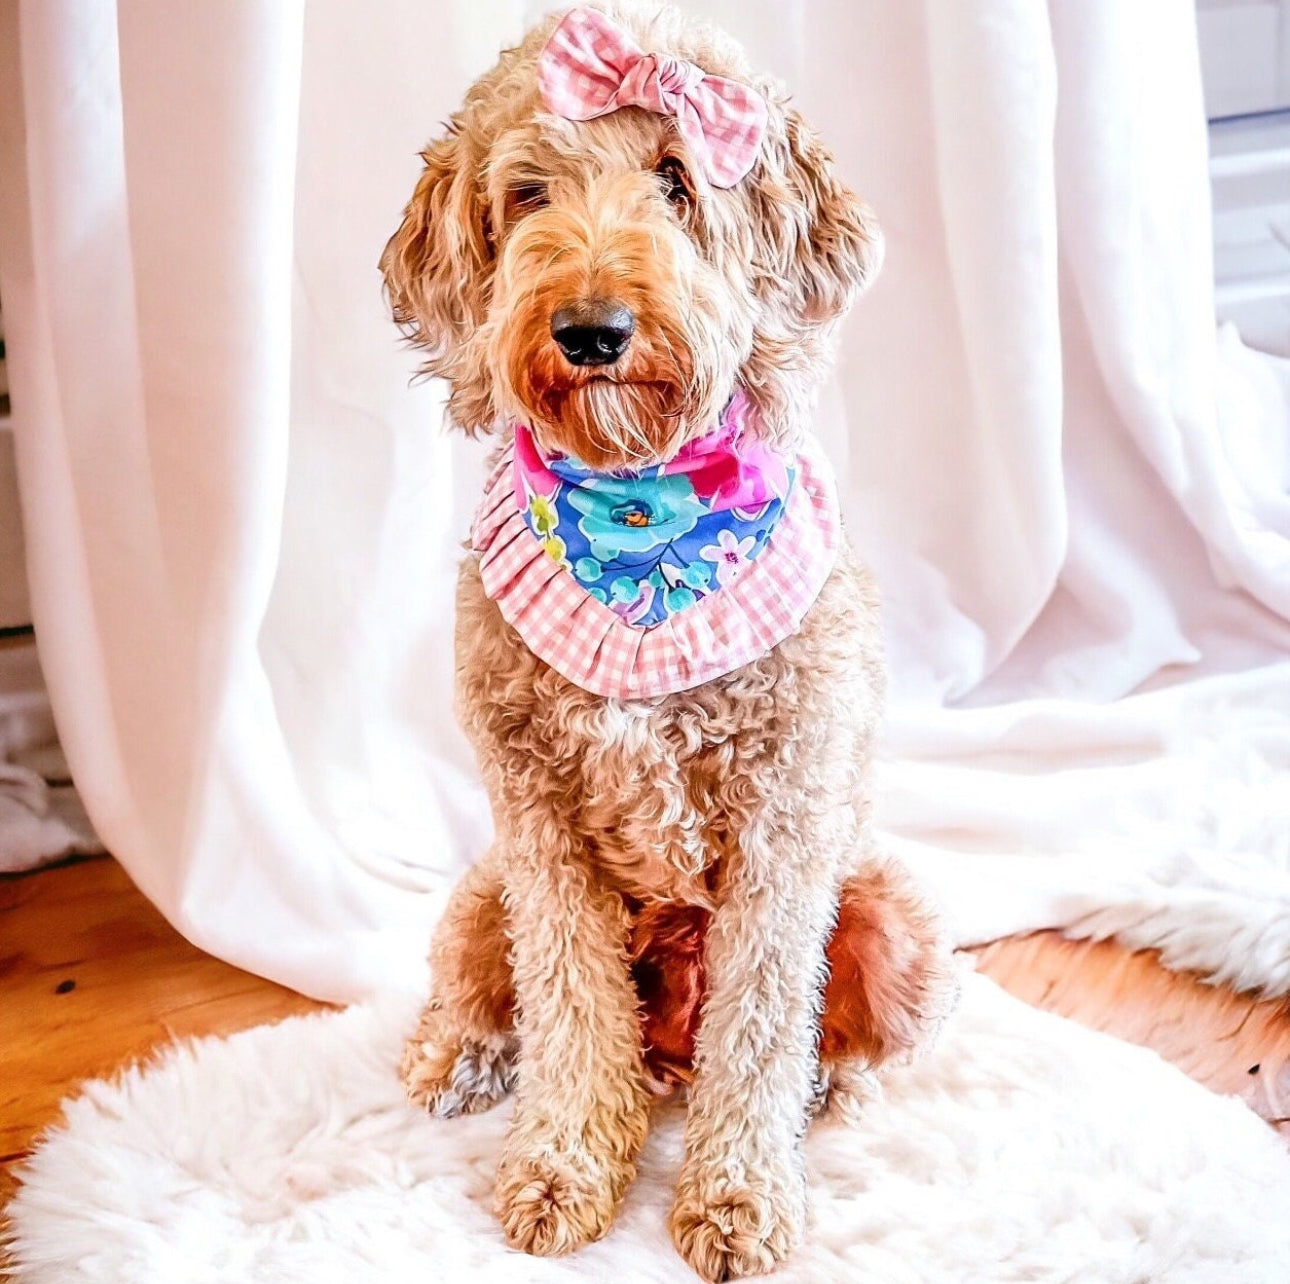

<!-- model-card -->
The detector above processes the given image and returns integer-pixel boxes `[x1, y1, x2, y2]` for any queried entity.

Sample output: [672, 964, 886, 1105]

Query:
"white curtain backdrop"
[1, 0, 1287, 1003]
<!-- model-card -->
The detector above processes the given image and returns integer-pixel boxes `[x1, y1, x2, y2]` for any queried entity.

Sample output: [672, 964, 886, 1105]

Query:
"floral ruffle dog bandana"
[471, 393, 841, 699]
[513, 395, 793, 628]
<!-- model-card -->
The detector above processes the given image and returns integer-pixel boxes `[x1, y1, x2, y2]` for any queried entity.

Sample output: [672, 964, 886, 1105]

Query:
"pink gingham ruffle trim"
[471, 432, 841, 698]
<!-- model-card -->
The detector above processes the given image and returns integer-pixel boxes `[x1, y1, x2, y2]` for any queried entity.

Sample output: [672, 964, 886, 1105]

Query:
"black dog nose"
[551, 299, 635, 366]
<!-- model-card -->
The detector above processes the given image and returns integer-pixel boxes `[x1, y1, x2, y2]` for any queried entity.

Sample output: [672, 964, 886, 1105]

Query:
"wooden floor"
[0, 856, 325, 1207]
[2, 854, 1288, 1214]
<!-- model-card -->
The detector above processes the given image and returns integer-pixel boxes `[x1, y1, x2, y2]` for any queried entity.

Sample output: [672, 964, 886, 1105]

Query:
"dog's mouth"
[527, 377, 696, 470]
[580, 373, 675, 393]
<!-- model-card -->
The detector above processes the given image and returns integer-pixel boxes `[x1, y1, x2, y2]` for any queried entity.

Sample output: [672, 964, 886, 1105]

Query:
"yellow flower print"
[541, 533, 569, 569]
[528, 492, 559, 536]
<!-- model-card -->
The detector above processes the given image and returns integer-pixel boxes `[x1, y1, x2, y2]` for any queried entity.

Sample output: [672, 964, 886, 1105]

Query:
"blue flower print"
[516, 423, 792, 630]
[679, 561, 712, 591]
[566, 473, 707, 562]
[573, 556, 602, 584]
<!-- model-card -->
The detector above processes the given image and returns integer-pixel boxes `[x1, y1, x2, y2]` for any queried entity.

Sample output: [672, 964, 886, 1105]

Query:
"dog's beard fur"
[530, 381, 691, 470]
[485, 174, 742, 470]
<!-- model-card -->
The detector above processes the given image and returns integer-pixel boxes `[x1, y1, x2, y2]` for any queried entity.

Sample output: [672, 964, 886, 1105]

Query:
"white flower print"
[699, 528, 757, 586]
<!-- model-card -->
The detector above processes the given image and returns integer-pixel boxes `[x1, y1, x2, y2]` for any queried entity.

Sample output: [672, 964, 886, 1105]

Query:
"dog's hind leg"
[817, 857, 959, 1121]
[401, 845, 517, 1117]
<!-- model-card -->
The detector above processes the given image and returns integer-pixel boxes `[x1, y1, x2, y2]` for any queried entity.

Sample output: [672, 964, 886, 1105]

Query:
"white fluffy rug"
[7, 973, 1290, 1283]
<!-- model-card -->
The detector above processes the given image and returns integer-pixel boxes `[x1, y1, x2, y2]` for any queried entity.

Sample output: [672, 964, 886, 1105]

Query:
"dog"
[382, 5, 956, 1278]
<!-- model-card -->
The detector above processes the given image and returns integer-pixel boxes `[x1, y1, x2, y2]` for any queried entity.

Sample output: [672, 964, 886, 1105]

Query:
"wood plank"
[0, 856, 326, 1206]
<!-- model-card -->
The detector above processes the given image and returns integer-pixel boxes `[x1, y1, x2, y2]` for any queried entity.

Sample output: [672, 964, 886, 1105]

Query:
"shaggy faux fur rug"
[7, 973, 1290, 1283]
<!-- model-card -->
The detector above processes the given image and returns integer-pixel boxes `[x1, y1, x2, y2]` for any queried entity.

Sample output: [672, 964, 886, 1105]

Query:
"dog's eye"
[654, 157, 694, 215]
[505, 182, 549, 222]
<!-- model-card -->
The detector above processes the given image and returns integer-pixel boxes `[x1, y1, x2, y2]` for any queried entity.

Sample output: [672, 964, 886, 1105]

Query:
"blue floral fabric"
[513, 408, 795, 628]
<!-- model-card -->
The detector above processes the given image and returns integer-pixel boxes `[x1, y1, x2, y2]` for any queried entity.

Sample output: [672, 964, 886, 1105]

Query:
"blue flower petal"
[569, 473, 706, 560]
[681, 561, 712, 590]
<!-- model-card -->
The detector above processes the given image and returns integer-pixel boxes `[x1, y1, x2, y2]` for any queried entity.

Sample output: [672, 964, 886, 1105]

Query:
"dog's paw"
[495, 1148, 626, 1256]
[401, 1029, 517, 1118]
[670, 1167, 805, 1281]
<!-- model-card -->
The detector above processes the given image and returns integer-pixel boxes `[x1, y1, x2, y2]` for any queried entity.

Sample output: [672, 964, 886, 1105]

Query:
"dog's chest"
[568, 697, 754, 906]
[458, 550, 879, 905]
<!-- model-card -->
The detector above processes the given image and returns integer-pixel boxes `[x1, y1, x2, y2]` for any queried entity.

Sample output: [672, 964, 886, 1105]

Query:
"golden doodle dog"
[383, 4, 956, 1278]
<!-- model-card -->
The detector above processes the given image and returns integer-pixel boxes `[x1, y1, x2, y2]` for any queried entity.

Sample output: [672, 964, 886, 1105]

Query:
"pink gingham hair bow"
[537, 7, 768, 188]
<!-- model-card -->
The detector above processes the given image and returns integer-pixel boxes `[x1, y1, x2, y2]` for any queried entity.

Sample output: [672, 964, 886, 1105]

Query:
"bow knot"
[643, 54, 705, 99]
[537, 8, 767, 189]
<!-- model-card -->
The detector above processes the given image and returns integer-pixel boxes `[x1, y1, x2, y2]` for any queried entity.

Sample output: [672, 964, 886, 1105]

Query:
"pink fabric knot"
[537, 7, 768, 188]
[637, 53, 705, 100]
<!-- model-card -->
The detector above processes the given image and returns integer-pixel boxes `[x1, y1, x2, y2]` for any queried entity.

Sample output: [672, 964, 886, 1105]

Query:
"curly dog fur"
[383, 4, 957, 1278]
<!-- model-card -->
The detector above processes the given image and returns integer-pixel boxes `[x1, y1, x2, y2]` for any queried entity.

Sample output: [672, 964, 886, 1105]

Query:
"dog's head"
[382, 2, 881, 469]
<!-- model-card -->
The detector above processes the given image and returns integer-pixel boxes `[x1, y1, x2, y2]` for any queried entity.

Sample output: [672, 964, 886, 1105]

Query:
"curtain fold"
[1, 0, 1286, 1002]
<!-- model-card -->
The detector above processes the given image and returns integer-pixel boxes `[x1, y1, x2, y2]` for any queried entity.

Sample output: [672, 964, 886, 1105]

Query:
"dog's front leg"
[494, 810, 650, 1256]
[670, 811, 839, 1281]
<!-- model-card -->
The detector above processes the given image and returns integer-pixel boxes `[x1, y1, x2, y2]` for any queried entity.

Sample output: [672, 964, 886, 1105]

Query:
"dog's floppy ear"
[381, 127, 493, 365]
[748, 104, 883, 331]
